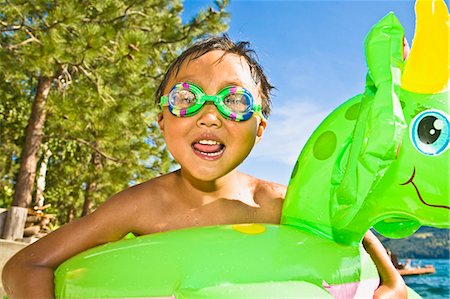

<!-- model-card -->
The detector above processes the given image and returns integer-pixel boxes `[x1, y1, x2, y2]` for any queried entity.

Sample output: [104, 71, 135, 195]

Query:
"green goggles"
[160, 82, 264, 122]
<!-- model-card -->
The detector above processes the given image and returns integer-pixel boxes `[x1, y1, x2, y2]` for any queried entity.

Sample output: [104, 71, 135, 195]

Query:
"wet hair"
[155, 35, 274, 118]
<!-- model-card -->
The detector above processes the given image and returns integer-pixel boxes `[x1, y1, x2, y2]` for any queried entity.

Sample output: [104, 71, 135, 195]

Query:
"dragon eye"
[410, 109, 449, 156]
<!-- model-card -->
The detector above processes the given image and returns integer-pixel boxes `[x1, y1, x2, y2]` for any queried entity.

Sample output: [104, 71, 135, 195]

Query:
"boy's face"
[158, 50, 267, 181]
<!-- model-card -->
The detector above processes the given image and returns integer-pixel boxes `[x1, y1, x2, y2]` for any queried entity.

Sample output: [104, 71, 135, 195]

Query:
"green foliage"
[0, 0, 229, 223]
[0, 73, 34, 207]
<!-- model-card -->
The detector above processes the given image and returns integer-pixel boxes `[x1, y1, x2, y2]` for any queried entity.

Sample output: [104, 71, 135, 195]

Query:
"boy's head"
[155, 35, 274, 118]
[156, 36, 273, 181]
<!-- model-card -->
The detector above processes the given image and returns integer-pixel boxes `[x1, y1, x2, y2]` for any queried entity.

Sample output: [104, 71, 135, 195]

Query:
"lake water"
[402, 259, 449, 299]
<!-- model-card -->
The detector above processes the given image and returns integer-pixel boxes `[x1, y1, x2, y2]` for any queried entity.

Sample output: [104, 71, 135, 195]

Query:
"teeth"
[200, 148, 225, 156]
[198, 139, 220, 145]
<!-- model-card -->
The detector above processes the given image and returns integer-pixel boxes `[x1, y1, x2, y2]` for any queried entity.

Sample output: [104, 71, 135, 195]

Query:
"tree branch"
[81, 3, 158, 25]
[5, 37, 37, 50]
[44, 135, 126, 164]
[5, 27, 42, 50]
[78, 65, 99, 91]
[0, 20, 22, 32]
[72, 137, 125, 164]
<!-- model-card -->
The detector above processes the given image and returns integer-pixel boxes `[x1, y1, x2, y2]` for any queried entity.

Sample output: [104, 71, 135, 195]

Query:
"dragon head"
[369, 0, 449, 238]
[282, 0, 449, 245]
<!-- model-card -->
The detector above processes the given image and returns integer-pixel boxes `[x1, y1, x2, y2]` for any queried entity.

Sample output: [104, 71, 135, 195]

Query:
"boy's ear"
[255, 118, 267, 143]
[157, 112, 165, 133]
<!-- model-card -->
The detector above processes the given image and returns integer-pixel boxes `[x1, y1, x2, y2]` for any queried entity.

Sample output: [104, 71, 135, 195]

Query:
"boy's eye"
[223, 94, 250, 112]
[169, 89, 197, 108]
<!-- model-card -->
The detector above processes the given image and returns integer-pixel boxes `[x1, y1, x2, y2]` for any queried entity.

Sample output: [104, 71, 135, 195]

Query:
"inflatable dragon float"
[55, 0, 449, 298]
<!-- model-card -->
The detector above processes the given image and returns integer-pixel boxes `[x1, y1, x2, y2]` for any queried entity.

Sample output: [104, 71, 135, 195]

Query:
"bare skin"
[2, 50, 406, 299]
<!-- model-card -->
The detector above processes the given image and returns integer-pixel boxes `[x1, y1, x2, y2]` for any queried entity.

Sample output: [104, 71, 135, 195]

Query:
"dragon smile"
[400, 167, 450, 210]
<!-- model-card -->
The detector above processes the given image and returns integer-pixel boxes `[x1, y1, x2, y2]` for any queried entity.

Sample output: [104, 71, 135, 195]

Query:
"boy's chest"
[152, 198, 281, 233]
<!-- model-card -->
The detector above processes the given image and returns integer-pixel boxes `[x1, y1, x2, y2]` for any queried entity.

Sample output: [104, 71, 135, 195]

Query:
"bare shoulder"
[240, 173, 287, 224]
[108, 172, 173, 204]
[102, 171, 178, 234]
[251, 175, 287, 201]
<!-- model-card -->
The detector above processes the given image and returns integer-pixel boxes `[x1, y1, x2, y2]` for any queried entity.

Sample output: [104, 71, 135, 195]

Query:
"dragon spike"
[401, 0, 449, 93]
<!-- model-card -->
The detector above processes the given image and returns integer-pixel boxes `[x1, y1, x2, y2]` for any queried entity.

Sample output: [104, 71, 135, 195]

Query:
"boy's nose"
[196, 103, 222, 128]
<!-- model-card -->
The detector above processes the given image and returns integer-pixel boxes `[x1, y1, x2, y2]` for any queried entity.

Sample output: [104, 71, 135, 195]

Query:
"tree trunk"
[82, 150, 102, 216]
[66, 204, 75, 223]
[2, 207, 28, 240]
[12, 76, 53, 207]
[82, 180, 97, 217]
[34, 144, 52, 208]
[2, 76, 52, 240]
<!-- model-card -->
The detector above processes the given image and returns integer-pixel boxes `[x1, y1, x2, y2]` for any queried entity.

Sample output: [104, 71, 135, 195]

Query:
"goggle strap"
[160, 96, 168, 106]
[257, 106, 267, 121]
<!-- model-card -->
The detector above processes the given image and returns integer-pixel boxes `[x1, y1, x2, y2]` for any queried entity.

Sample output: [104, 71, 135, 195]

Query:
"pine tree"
[0, 0, 229, 239]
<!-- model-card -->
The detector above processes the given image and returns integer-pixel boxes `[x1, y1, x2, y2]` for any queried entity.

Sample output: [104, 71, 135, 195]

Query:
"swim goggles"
[160, 82, 265, 122]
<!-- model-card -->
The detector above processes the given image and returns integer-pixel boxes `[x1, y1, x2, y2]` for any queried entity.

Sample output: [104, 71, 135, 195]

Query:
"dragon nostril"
[400, 167, 416, 186]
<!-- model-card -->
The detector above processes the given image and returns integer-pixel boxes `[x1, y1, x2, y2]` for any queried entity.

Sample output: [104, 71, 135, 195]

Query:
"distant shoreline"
[376, 227, 450, 260]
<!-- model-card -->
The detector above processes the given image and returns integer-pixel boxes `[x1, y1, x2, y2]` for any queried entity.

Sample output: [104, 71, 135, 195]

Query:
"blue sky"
[183, 0, 424, 185]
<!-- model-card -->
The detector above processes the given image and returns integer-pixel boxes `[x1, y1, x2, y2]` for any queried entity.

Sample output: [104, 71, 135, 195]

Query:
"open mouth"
[400, 167, 450, 210]
[192, 139, 225, 160]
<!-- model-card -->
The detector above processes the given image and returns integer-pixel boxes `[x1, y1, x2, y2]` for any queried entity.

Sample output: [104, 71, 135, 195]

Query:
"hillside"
[377, 227, 449, 259]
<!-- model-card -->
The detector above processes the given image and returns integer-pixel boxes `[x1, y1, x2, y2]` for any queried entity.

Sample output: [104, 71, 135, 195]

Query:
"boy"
[2, 36, 406, 298]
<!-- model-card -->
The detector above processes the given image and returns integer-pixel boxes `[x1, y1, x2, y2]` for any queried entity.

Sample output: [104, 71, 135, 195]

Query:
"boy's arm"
[2, 192, 138, 299]
[362, 230, 407, 299]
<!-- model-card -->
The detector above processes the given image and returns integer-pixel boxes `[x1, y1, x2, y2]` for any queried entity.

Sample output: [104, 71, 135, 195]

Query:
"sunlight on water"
[402, 259, 450, 299]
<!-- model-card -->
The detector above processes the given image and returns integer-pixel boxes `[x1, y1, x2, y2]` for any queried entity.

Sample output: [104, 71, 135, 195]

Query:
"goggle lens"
[168, 89, 197, 109]
[223, 93, 252, 113]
